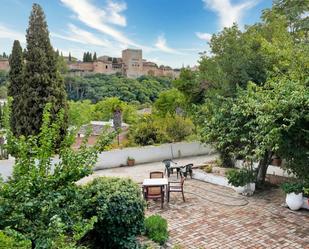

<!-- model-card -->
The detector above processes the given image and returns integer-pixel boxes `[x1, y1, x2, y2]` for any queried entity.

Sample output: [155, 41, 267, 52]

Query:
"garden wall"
[94, 142, 215, 170]
[235, 160, 295, 178]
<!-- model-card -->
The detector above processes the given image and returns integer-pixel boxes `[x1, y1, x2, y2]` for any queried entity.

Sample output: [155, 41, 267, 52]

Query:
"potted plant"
[281, 182, 303, 211]
[127, 156, 135, 166]
[226, 168, 255, 194]
[227, 168, 255, 194]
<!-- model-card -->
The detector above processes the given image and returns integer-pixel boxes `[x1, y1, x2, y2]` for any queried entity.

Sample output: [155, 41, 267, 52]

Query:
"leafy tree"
[201, 76, 308, 184]
[20, 4, 68, 138]
[154, 88, 186, 116]
[68, 100, 95, 126]
[173, 68, 206, 104]
[0, 103, 115, 248]
[93, 52, 97, 61]
[8, 40, 24, 137]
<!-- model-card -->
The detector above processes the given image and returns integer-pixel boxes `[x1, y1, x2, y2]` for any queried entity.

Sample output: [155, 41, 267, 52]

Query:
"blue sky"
[0, 0, 272, 68]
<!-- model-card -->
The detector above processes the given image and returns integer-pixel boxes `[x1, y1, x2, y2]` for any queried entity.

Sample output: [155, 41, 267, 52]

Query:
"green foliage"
[226, 168, 255, 187]
[13, 4, 68, 138]
[154, 88, 186, 116]
[129, 114, 194, 146]
[173, 68, 206, 104]
[68, 100, 95, 126]
[81, 177, 145, 249]
[8, 40, 24, 137]
[65, 74, 172, 104]
[144, 215, 168, 245]
[281, 182, 304, 194]
[0, 229, 31, 249]
[0, 103, 115, 248]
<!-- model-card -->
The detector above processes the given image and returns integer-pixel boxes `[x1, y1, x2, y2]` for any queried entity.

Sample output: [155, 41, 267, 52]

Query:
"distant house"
[73, 120, 129, 148]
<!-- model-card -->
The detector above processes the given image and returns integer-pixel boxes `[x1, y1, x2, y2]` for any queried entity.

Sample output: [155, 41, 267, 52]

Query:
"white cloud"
[60, 0, 136, 46]
[107, 0, 127, 27]
[195, 32, 212, 41]
[0, 23, 25, 43]
[155, 34, 184, 55]
[203, 0, 257, 28]
[52, 23, 110, 46]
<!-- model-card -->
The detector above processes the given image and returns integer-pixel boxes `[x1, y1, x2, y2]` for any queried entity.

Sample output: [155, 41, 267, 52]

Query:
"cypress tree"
[8, 40, 24, 137]
[93, 52, 97, 61]
[20, 3, 67, 137]
[68, 52, 72, 62]
[83, 52, 86, 62]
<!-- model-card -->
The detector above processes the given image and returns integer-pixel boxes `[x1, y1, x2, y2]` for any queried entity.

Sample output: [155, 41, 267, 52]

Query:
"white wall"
[94, 142, 215, 170]
[235, 160, 295, 178]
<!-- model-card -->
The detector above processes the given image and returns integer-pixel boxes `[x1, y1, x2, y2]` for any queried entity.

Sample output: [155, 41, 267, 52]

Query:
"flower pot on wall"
[286, 192, 303, 211]
[127, 158, 135, 166]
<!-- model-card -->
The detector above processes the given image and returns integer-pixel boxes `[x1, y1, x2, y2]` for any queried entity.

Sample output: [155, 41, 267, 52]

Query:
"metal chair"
[167, 176, 186, 202]
[181, 163, 193, 179]
[162, 159, 177, 177]
[150, 171, 164, 179]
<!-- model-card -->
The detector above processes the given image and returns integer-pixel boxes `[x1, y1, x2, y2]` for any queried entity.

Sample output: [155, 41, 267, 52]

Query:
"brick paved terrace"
[81, 156, 309, 249]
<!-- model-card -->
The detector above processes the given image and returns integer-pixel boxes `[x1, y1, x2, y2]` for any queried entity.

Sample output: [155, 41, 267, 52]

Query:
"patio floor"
[81, 155, 309, 249]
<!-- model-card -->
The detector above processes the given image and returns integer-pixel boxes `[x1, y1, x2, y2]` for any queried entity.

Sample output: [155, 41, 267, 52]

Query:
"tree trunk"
[257, 150, 273, 185]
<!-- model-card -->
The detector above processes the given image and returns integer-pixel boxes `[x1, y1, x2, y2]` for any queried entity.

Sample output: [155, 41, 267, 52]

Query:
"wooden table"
[142, 178, 168, 208]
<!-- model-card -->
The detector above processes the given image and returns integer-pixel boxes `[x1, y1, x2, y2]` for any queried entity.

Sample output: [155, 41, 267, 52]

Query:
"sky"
[0, 0, 272, 68]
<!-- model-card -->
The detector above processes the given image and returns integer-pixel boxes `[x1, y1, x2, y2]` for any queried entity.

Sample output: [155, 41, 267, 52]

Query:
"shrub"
[202, 165, 213, 173]
[81, 177, 145, 249]
[281, 182, 304, 194]
[0, 230, 31, 248]
[226, 168, 255, 187]
[144, 215, 168, 245]
[129, 114, 194, 146]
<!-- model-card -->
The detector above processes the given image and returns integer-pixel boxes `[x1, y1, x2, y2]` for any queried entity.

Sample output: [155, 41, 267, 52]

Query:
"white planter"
[249, 182, 255, 192]
[302, 197, 309, 210]
[234, 186, 246, 194]
[286, 192, 303, 211]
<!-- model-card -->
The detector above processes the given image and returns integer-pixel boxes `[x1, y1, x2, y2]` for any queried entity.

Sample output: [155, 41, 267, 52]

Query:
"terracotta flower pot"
[127, 159, 135, 166]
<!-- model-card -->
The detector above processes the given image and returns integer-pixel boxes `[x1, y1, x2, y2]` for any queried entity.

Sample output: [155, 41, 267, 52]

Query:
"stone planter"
[286, 192, 303, 211]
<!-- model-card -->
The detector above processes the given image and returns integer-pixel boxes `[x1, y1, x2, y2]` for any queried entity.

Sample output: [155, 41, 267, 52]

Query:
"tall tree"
[20, 3, 67, 137]
[68, 52, 72, 62]
[8, 40, 24, 137]
[93, 52, 97, 61]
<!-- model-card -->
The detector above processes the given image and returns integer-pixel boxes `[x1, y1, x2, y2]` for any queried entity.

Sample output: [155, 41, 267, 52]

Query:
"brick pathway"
[146, 179, 309, 249]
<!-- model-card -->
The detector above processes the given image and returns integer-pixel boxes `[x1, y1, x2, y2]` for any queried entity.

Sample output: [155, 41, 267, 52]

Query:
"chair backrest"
[162, 159, 172, 168]
[146, 186, 163, 196]
[150, 171, 164, 179]
[185, 164, 193, 171]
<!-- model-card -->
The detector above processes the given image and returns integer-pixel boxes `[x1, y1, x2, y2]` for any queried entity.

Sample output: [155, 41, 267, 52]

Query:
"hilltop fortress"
[68, 49, 180, 79]
[0, 49, 180, 79]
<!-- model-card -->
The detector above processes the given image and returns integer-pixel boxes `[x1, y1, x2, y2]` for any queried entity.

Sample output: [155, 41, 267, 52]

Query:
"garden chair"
[167, 176, 186, 202]
[179, 163, 193, 179]
[144, 185, 165, 209]
[162, 159, 177, 177]
[150, 171, 164, 178]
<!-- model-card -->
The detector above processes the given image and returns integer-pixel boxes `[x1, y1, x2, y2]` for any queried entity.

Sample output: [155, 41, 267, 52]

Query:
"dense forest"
[0, 72, 173, 104]
[65, 74, 172, 104]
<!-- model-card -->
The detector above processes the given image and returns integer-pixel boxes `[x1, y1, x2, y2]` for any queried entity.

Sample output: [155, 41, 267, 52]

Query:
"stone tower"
[122, 49, 143, 78]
